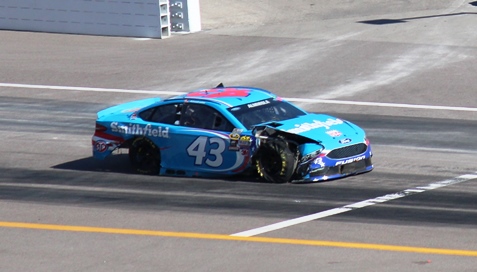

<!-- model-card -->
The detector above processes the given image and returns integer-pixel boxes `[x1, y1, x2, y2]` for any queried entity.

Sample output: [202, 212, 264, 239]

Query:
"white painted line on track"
[290, 98, 477, 112]
[372, 144, 477, 155]
[0, 83, 184, 96]
[2, 82, 477, 112]
[231, 173, 477, 237]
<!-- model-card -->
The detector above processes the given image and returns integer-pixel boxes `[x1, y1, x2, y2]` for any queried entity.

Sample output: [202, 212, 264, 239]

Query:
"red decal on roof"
[187, 88, 250, 98]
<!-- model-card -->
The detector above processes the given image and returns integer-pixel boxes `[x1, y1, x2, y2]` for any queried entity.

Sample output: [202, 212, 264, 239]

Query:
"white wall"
[170, 0, 201, 33]
[0, 0, 171, 38]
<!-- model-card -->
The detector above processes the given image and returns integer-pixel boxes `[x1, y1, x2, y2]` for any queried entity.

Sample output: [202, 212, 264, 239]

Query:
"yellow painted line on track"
[1, 221, 477, 257]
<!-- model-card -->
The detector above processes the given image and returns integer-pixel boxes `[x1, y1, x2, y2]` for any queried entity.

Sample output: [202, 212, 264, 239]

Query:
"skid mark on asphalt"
[315, 46, 470, 100]
[1, 221, 477, 257]
[232, 173, 477, 237]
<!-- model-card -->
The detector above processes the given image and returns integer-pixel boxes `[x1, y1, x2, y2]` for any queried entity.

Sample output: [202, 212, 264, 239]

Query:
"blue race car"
[92, 85, 373, 183]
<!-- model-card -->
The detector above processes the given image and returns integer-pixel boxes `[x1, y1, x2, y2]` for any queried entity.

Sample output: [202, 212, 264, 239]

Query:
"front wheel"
[256, 137, 297, 183]
[129, 137, 161, 175]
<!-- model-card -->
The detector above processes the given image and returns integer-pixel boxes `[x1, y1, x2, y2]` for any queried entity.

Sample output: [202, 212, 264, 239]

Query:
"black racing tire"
[256, 137, 296, 183]
[129, 137, 161, 175]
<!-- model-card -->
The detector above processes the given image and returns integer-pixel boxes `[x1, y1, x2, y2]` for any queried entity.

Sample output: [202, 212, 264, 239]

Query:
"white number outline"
[186, 136, 225, 167]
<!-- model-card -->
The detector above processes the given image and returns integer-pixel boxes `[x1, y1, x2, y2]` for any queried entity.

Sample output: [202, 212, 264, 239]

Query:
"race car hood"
[266, 114, 366, 145]
[97, 97, 162, 121]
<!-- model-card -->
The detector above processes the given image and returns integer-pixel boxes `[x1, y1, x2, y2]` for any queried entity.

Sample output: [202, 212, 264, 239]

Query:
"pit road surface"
[1, 1, 477, 271]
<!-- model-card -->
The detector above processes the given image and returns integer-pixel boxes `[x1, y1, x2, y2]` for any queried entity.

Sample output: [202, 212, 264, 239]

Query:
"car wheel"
[129, 137, 161, 175]
[256, 137, 296, 183]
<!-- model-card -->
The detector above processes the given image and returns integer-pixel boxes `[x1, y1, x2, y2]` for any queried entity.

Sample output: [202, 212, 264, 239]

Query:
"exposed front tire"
[129, 137, 161, 175]
[256, 137, 297, 183]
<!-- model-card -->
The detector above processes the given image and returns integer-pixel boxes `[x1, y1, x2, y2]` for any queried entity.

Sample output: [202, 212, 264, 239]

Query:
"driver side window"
[180, 104, 234, 132]
[139, 103, 181, 125]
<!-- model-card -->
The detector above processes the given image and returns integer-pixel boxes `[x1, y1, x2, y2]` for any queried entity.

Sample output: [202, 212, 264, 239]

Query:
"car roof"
[165, 86, 277, 108]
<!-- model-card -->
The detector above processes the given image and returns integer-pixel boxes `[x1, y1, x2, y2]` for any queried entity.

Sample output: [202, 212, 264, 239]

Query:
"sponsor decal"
[111, 122, 169, 138]
[228, 128, 242, 151]
[229, 128, 242, 140]
[326, 130, 342, 137]
[239, 136, 252, 147]
[247, 99, 270, 108]
[335, 155, 366, 166]
[94, 140, 108, 152]
[313, 157, 325, 168]
[229, 139, 239, 151]
[339, 138, 352, 144]
[229, 133, 240, 140]
[287, 118, 344, 134]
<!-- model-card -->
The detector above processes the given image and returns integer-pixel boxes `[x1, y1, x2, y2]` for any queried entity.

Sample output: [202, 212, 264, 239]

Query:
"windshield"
[228, 99, 306, 130]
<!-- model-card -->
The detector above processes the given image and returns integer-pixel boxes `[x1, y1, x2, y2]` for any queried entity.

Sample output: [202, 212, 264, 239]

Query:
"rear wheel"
[129, 137, 161, 175]
[256, 137, 296, 183]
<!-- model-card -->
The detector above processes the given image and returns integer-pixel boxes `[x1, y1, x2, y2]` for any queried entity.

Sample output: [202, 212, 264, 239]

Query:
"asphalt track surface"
[1, 1, 477, 271]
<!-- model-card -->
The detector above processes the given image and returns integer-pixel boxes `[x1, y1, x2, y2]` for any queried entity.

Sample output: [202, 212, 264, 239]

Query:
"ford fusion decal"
[339, 138, 352, 144]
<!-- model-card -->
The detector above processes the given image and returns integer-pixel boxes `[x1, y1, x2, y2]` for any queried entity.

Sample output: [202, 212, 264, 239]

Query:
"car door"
[163, 102, 252, 176]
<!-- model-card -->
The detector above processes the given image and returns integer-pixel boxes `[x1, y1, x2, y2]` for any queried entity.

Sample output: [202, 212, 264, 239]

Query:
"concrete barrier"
[0, 0, 171, 38]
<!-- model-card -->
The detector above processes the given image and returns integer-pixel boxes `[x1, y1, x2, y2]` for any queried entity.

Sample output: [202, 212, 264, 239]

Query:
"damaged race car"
[92, 85, 373, 183]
